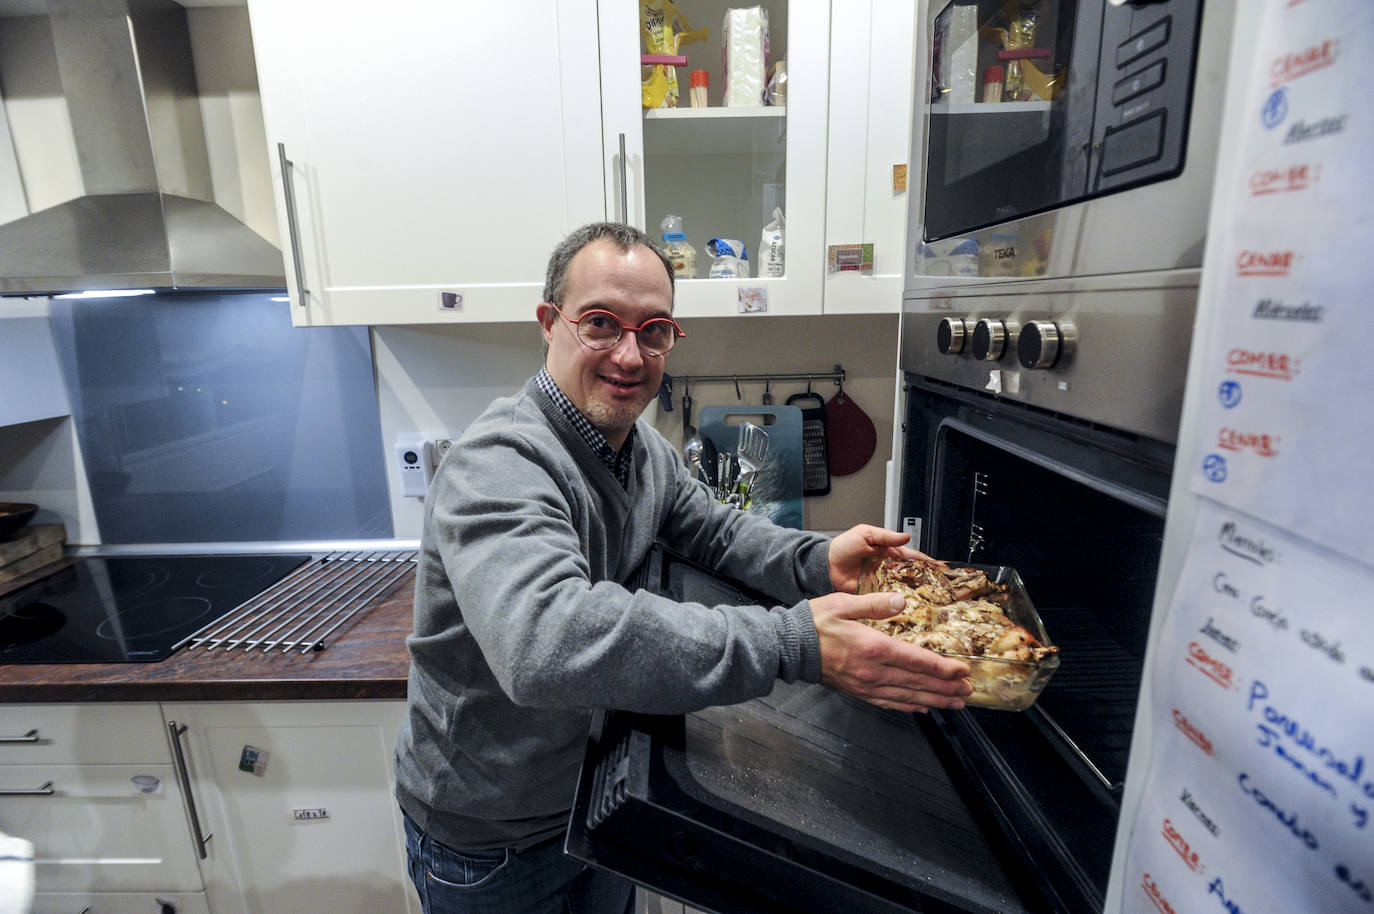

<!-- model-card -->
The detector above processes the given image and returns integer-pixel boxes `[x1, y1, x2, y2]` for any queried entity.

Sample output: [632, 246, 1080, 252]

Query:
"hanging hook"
[733, 376, 742, 400]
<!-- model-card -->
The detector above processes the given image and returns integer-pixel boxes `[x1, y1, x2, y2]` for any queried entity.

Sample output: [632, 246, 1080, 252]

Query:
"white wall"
[375, 314, 901, 538]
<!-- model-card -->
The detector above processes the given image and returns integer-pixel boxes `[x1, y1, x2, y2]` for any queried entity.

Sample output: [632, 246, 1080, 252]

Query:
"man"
[394, 222, 971, 914]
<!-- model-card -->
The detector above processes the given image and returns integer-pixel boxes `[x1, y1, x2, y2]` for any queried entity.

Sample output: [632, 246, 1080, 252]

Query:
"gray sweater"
[393, 378, 831, 851]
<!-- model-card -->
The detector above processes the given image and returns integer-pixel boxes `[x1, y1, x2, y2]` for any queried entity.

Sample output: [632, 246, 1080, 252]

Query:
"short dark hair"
[542, 222, 676, 307]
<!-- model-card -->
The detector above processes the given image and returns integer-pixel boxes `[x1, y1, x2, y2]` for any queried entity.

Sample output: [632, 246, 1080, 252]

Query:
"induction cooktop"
[0, 553, 311, 663]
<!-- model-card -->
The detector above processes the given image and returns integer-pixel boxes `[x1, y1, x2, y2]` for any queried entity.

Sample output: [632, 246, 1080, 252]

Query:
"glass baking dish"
[858, 560, 1059, 711]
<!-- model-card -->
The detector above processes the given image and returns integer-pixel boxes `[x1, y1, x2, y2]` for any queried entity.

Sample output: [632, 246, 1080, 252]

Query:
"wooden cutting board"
[0, 523, 66, 584]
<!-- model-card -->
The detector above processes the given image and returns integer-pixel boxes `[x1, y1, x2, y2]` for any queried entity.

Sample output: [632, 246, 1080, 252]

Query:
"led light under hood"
[53, 289, 157, 299]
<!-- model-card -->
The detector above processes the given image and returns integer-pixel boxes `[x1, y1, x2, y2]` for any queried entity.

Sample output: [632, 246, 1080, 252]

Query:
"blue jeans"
[402, 809, 635, 914]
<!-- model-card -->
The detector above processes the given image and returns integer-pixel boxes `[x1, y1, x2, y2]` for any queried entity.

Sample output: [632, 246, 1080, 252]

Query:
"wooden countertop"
[0, 558, 414, 703]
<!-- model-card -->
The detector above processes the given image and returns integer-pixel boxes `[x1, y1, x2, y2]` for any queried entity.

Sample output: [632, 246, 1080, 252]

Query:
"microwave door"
[565, 548, 1039, 914]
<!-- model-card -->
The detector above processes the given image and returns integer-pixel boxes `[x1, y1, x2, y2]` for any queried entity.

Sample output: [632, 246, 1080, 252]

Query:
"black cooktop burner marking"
[0, 601, 66, 649]
[96, 596, 215, 641]
[196, 559, 278, 589]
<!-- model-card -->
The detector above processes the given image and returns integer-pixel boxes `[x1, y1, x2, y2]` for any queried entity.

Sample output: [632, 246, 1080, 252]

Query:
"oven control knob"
[1017, 320, 1071, 369]
[937, 318, 968, 354]
[971, 319, 1007, 361]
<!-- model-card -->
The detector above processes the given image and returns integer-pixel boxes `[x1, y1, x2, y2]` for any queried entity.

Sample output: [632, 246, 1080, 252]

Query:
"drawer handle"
[0, 728, 39, 743]
[167, 722, 213, 859]
[276, 142, 311, 307]
[0, 779, 53, 795]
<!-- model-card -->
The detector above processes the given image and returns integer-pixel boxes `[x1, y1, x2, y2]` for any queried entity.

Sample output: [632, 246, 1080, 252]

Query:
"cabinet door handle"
[0, 779, 53, 795]
[167, 722, 212, 859]
[0, 728, 39, 743]
[276, 142, 311, 307]
[617, 133, 628, 223]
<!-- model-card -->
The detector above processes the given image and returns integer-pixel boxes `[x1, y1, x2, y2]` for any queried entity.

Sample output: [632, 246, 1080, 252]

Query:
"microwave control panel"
[1091, 1, 1205, 193]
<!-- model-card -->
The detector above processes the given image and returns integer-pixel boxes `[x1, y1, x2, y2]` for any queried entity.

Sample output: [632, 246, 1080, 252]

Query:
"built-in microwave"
[909, 0, 1235, 286]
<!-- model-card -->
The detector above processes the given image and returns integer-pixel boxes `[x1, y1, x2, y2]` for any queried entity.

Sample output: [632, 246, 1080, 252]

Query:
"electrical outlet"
[394, 436, 431, 497]
[423, 435, 461, 479]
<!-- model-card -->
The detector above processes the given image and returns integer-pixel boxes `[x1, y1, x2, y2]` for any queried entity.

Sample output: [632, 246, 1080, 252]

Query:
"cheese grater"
[785, 392, 830, 497]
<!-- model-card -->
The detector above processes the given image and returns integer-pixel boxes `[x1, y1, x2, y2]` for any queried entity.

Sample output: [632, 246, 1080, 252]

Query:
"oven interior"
[901, 377, 1171, 911]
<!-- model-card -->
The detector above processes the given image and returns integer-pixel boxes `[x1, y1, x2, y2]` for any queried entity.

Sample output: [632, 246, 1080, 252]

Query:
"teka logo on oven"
[1236, 250, 1294, 276]
[1187, 642, 1237, 690]
[1271, 38, 1340, 86]
[1172, 709, 1216, 757]
[1139, 872, 1179, 914]
[1217, 427, 1280, 457]
[1249, 163, 1316, 195]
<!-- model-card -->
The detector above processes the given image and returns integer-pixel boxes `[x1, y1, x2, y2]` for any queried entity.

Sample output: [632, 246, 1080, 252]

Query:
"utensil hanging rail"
[174, 550, 416, 655]
[671, 364, 845, 388]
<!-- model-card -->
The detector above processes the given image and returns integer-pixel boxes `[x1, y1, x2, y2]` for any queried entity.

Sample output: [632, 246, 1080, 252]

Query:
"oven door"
[565, 547, 1043, 914]
[896, 374, 1173, 912]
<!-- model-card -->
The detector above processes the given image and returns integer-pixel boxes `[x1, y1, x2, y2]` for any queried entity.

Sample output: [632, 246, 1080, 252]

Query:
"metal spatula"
[735, 421, 769, 505]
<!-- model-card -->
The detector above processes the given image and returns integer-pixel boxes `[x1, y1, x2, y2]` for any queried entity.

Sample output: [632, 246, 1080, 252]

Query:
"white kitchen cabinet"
[159, 700, 417, 914]
[599, 0, 830, 318]
[822, 0, 918, 315]
[245, 0, 605, 326]
[0, 704, 207, 904]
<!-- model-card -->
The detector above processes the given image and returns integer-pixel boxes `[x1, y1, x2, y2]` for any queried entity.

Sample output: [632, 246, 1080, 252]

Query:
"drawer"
[0, 704, 169, 765]
[0, 764, 202, 893]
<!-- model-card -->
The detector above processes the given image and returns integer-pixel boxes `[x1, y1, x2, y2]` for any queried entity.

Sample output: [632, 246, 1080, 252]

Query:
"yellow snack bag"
[641, 0, 708, 108]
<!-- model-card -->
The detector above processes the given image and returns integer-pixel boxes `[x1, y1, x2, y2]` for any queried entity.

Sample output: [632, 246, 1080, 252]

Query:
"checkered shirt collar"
[535, 367, 634, 487]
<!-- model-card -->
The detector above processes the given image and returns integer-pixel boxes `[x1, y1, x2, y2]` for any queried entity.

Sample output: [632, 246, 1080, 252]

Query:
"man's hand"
[827, 524, 943, 594]
[811, 591, 971, 713]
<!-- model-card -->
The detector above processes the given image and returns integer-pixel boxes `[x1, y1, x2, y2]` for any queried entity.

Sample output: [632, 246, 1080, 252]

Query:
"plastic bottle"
[660, 214, 697, 279]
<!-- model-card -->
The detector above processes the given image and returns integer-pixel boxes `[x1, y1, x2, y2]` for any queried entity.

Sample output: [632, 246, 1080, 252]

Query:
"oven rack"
[174, 550, 416, 654]
[1026, 604, 1145, 799]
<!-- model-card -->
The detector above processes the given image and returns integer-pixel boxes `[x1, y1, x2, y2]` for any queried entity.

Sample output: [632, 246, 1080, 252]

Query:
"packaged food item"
[757, 208, 784, 277]
[919, 238, 980, 277]
[722, 6, 769, 107]
[930, 1, 978, 104]
[689, 69, 709, 108]
[1000, 0, 1044, 102]
[640, 0, 708, 108]
[979, 0, 1064, 102]
[660, 214, 698, 278]
[765, 59, 787, 106]
[981, 65, 1005, 103]
[706, 238, 749, 278]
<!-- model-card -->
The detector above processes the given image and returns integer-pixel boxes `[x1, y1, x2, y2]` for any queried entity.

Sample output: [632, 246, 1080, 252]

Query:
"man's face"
[538, 240, 674, 450]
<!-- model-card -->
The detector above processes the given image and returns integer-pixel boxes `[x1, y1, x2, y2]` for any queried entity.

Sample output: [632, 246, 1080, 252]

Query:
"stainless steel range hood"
[0, 0, 287, 295]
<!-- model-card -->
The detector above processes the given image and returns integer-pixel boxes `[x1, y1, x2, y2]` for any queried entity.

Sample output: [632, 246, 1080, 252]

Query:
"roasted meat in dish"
[861, 557, 1056, 663]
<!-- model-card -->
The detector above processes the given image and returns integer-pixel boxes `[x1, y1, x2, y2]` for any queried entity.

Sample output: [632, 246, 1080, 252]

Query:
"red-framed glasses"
[546, 303, 685, 356]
